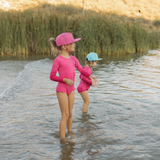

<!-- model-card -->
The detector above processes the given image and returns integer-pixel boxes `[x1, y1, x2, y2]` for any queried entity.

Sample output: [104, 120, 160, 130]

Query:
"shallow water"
[0, 50, 160, 160]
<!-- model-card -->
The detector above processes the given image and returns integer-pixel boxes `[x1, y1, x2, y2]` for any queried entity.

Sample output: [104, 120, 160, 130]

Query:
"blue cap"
[86, 52, 103, 61]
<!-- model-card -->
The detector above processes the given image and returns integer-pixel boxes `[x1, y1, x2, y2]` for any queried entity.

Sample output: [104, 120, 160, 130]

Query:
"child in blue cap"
[77, 52, 103, 113]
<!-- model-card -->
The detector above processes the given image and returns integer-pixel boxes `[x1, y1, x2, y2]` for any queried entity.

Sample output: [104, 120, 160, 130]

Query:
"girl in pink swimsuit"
[49, 33, 98, 139]
[77, 52, 103, 113]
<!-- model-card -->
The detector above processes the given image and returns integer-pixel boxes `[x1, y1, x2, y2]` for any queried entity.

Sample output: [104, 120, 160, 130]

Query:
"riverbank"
[0, 4, 160, 56]
[1, 0, 160, 21]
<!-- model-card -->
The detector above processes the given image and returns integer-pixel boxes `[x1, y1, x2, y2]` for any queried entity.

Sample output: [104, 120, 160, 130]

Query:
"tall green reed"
[0, 5, 159, 56]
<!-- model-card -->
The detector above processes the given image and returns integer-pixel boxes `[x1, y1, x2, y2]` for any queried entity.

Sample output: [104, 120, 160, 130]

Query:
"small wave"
[0, 62, 32, 101]
[148, 50, 160, 55]
[0, 58, 52, 101]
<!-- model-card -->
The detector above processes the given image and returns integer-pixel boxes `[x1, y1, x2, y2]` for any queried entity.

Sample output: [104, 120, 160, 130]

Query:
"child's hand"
[91, 78, 99, 87]
[89, 75, 99, 87]
[63, 78, 73, 85]
[89, 75, 98, 80]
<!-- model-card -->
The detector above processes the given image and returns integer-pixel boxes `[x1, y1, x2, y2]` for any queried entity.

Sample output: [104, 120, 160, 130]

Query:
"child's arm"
[72, 56, 91, 78]
[50, 58, 63, 82]
[81, 75, 92, 85]
[72, 56, 98, 86]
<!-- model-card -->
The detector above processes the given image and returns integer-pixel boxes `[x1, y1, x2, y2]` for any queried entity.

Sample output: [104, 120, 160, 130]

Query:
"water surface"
[0, 50, 160, 160]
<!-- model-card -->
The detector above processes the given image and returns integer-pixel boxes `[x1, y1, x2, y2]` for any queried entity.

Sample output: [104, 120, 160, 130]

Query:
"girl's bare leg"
[79, 91, 90, 113]
[67, 91, 75, 132]
[57, 92, 69, 139]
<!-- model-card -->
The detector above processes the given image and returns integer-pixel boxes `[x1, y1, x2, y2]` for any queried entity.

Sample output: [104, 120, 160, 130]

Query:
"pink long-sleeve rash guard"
[50, 55, 91, 84]
[77, 66, 92, 92]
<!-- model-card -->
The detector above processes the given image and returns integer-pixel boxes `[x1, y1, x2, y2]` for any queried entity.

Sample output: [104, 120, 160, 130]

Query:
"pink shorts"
[56, 83, 75, 95]
[77, 82, 90, 93]
[77, 85, 89, 92]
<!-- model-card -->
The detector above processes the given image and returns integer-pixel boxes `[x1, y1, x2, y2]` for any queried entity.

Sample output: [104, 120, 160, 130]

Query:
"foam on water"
[0, 62, 32, 101]
[0, 58, 52, 101]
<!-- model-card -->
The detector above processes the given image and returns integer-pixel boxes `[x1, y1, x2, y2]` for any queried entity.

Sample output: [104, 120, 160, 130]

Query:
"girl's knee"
[85, 100, 90, 105]
[69, 113, 72, 118]
[62, 113, 69, 120]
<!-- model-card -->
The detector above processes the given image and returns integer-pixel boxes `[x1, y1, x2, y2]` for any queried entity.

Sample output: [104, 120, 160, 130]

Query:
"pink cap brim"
[74, 38, 81, 42]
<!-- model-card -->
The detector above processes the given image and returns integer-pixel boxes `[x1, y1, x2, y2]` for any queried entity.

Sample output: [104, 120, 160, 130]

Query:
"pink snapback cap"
[56, 32, 81, 46]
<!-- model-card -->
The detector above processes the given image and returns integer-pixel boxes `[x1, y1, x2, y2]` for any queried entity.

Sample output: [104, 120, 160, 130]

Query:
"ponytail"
[49, 38, 62, 51]
[49, 37, 61, 56]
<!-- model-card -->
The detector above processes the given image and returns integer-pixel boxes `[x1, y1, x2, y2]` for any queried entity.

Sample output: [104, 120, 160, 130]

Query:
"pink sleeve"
[50, 58, 63, 82]
[72, 56, 91, 78]
[81, 75, 92, 85]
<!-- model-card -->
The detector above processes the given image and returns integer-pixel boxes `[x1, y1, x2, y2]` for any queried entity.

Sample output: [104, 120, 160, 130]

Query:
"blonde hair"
[49, 38, 62, 50]
[49, 37, 61, 56]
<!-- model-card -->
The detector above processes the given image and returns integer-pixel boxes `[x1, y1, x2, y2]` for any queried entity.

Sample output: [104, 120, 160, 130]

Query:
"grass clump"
[0, 4, 159, 56]
[152, 19, 160, 28]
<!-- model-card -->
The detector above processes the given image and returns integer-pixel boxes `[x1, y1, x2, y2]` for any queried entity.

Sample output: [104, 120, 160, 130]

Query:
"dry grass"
[1, 0, 160, 21]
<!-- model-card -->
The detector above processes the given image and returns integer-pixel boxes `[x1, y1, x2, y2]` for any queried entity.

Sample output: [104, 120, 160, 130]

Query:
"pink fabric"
[77, 66, 92, 92]
[50, 55, 91, 95]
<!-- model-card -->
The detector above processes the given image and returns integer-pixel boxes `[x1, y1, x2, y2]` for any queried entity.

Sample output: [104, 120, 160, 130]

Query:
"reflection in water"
[78, 113, 98, 135]
[59, 139, 75, 160]
[81, 113, 92, 123]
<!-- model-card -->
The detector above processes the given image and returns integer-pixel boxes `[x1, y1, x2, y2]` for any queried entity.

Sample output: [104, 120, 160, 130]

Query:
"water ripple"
[0, 52, 160, 159]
